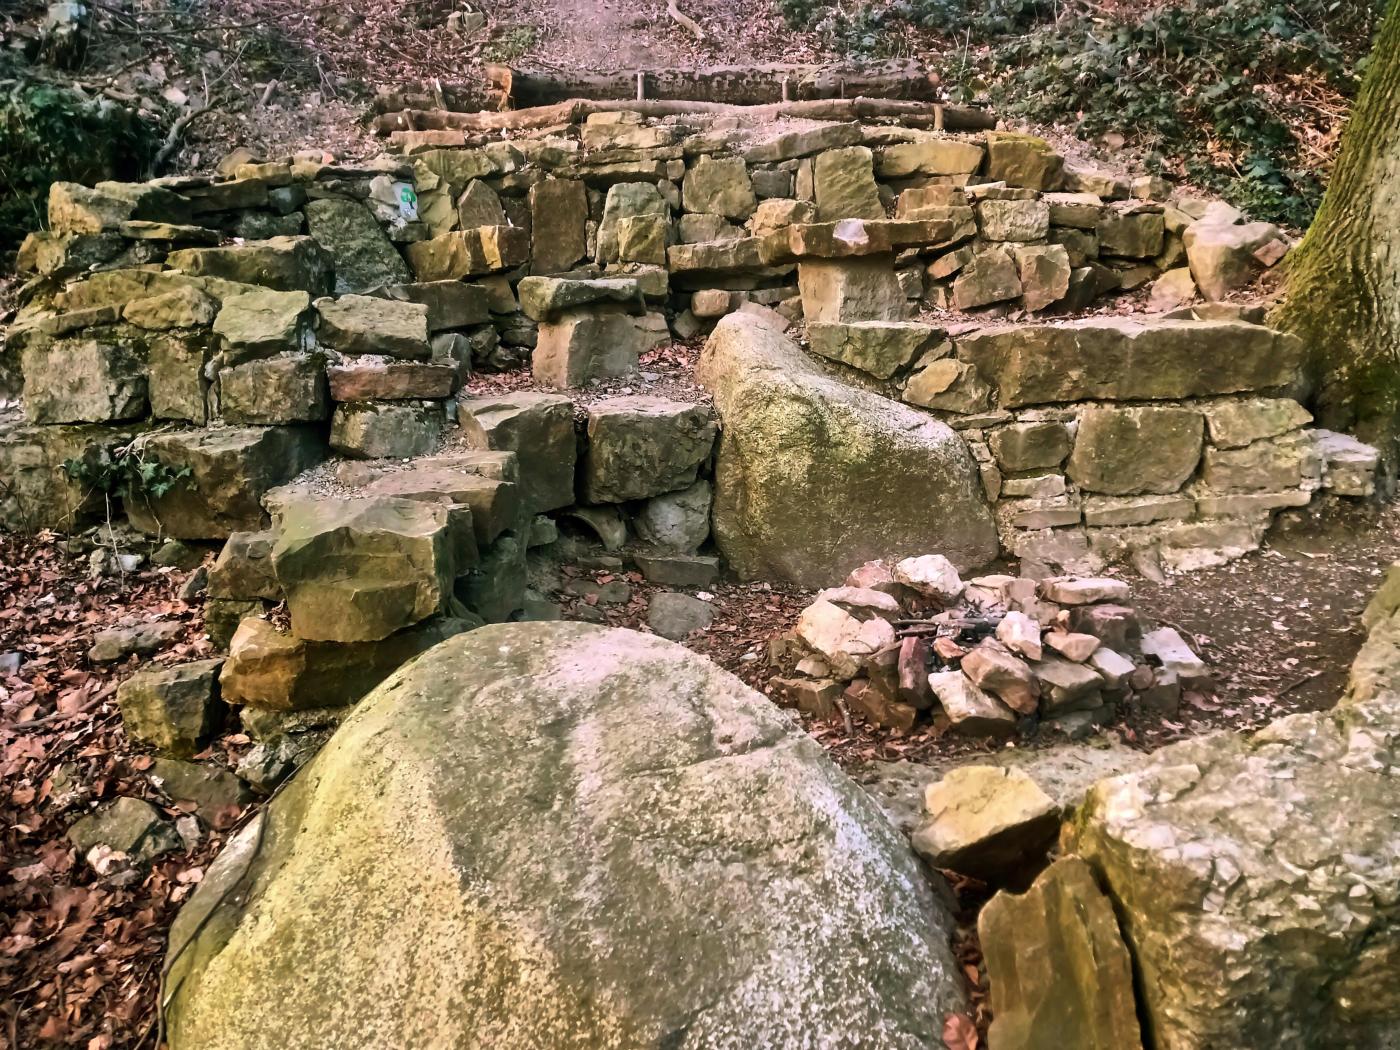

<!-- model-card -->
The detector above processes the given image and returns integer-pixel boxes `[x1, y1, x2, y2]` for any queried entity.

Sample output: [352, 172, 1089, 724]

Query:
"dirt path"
[489, 0, 830, 69]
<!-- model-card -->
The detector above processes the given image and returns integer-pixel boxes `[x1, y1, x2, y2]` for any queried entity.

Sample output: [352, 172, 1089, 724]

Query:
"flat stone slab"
[760, 217, 972, 264]
[956, 318, 1301, 407]
[516, 276, 644, 322]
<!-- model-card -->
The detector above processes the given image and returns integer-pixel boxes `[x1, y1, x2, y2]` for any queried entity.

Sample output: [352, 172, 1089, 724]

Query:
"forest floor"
[3, 494, 1396, 1048]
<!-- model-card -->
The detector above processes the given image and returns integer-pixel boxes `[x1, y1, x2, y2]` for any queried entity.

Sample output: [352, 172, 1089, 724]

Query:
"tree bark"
[1271, 0, 1400, 456]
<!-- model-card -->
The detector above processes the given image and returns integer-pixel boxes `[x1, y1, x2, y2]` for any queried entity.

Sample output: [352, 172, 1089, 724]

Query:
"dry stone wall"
[0, 108, 1374, 588]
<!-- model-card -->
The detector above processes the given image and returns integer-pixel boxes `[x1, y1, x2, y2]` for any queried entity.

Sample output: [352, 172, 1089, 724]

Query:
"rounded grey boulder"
[165, 622, 966, 1049]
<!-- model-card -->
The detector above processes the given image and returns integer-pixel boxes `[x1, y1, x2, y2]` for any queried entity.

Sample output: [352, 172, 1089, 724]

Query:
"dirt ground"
[4, 495, 1397, 1046]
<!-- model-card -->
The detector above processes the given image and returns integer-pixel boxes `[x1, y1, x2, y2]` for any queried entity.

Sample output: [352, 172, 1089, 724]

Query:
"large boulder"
[696, 312, 997, 586]
[1065, 573, 1400, 1049]
[167, 623, 967, 1048]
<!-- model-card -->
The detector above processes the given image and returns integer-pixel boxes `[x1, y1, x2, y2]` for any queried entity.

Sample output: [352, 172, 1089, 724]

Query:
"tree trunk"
[1271, 0, 1400, 456]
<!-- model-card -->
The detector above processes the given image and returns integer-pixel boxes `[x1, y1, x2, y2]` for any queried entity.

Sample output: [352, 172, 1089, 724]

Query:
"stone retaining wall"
[0, 109, 1367, 583]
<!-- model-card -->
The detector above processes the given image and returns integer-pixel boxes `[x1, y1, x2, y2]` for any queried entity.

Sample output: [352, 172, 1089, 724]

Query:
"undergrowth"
[0, 72, 158, 250]
[779, 0, 1385, 226]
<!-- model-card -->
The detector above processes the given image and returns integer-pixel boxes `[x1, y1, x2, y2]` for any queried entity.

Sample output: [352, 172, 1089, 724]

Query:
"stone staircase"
[0, 106, 1381, 727]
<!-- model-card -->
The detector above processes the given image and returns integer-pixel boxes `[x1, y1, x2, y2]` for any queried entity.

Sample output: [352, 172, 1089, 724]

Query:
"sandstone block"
[798, 255, 904, 323]
[219, 355, 330, 424]
[316, 295, 431, 358]
[813, 146, 884, 221]
[22, 337, 147, 423]
[979, 856, 1144, 1050]
[167, 236, 332, 295]
[1068, 405, 1204, 495]
[212, 288, 311, 357]
[330, 401, 443, 459]
[528, 178, 589, 274]
[458, 391, 576, 514]
[581, 396, 716, 503]
[805, 321, 942, 379]
[912, 765, 1060, 882]
[117, 659, 224, 758]
[271, 495, 468, 642]
[682, 155, 756, 219]
[126, 426, 326, 539]
[531, 305, 647, 388]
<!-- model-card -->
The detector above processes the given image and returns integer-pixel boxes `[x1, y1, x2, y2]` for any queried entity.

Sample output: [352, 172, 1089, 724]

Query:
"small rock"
[893, 555, 964, 604]
[961, 643, 1040, 714]
[179, 566, 208, 602]
[117, 658, 224, 758]
[89, 620, 184, 663]
[66, 796, 182, 868]
[151, 539, 205, 569]
[995, 611, 1043, 661]
[910, 766, 1060, 883]
[1039, 577, 1130, 605]
[1045, 632, 1100, 663]
[646, 592, 716, 640]
[797, 600, 896, 678]
[928, 671, 1016, 737]
[1139, 627, 1212, 689]
[149, 757, 252, 824]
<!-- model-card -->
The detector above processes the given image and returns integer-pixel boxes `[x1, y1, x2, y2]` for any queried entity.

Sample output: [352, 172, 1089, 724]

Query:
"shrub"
[0, 78, 158, 250]
[779, 0, 1384, 226]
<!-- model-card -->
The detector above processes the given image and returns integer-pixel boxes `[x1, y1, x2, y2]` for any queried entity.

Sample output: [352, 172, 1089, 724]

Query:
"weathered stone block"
[956, 319, 1302, 407]
[272, 496, 467, 642]
[979, 856, 1144, 1050]
[212, 288, 311, 357]
[403, 226, 530, 280]
[304, 198, 410, 294]
[529, 178, 589, 274]
[953, 246, 1022, 310]
[581, 396, 716, 503]
[696, 313, 997, 586]
[978, 199, 1050, 242]
[219, 355, 330, 424]
[330, 401, 443, 459]
[877, 139, 984, 178]
[517, 276, 643, 322]
[457, 391, 576, 514]
[327, 361, 457, 401]
[813, 146, 884, 221]
[1199, 432, 1319, 492]
[371, 281, 490, 331]
[531, 305, 646, 388]
[117, 659, 224, 758]
[984, 132, 1064, 190]
[806, 321, 942, 379]
[126, 426, 326, 539]
[22, 336, 147, 423]
[990, 421, 1071, 471]
[682, 155, 756, 219]
[1068, 406, 1204, 496]
[315, 294, 431, 359]
[167, 236, 333, 295]
[798, 256, 905, 323]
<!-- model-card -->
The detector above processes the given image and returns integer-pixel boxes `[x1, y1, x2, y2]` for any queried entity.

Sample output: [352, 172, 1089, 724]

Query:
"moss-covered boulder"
[696, 312, 997, 586]
[166, 622, 966, 1049]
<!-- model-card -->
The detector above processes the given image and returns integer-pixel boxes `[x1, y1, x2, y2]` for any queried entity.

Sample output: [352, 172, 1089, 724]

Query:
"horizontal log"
[372, 97, 996, 137]
[485, 60, 940, 108]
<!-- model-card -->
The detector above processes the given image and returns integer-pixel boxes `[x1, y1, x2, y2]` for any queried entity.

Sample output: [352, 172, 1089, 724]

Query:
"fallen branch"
[373, 96, 995, 135]
[666, 0, 706, 40]
[148, 101, 221, 176]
